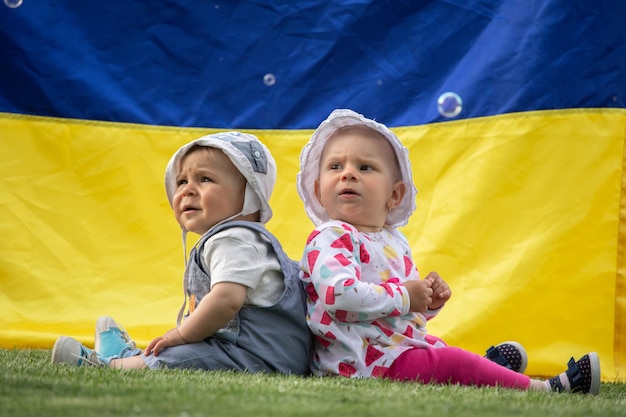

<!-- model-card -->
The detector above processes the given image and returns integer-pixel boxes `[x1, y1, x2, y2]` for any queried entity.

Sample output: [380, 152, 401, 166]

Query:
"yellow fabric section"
[0, 109, 624, 381]
[394, 109, 626, 382]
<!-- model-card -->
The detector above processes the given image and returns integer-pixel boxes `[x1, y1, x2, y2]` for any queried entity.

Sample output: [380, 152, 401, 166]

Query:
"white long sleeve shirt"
[299, 220, 439, 377]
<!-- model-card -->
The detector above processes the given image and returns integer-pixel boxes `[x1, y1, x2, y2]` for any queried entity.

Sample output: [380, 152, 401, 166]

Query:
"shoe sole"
[51, 336, 81, 365]
[587, 352, 601, 395]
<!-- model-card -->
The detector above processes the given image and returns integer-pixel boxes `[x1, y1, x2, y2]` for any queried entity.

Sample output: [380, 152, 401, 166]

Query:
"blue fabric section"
[0, 1, 624, 129]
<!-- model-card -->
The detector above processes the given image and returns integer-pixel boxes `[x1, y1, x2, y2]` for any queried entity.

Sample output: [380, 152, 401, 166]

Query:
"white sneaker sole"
[51, 336, 82, 365]
[587, 352, 601, 395]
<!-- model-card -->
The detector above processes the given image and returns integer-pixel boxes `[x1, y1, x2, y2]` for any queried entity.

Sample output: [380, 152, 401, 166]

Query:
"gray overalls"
[143, 221, 311, 375]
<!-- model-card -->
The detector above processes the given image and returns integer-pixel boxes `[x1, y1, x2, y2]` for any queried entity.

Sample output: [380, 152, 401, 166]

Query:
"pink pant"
[383, 335, 531, 390]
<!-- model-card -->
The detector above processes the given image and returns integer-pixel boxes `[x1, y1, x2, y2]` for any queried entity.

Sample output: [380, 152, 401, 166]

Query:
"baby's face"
[315, 129, 405, 232]
[172, 147, 247, 235]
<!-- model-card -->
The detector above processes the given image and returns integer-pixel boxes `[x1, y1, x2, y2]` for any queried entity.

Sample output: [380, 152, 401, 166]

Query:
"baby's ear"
[388, 181, 407, 209]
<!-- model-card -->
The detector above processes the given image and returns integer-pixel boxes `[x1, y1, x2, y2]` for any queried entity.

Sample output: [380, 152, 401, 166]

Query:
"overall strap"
[199, 221, 298, 275]
[176, 221, 298, 326]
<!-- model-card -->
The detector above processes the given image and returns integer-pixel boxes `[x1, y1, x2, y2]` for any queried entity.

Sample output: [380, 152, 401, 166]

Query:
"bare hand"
[423, 271, 451, 310]
[404, 279, 433, 313]
[144, 328, 187, 357]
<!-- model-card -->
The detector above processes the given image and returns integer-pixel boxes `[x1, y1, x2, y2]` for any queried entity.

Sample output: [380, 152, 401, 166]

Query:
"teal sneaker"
[51, 336, 106, 366]
[94, 316, 139, 358]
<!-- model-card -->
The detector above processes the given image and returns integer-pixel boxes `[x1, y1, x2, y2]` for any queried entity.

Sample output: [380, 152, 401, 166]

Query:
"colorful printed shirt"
[299, 220, 438, 377]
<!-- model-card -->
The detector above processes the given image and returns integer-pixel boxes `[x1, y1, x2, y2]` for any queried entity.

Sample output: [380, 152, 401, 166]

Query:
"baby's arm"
[145, 282, 247, 356]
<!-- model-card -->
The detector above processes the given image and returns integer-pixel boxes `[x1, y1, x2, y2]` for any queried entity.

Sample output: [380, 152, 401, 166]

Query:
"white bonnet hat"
[164, 132, 276, 226]
[296, 109, 417, 227]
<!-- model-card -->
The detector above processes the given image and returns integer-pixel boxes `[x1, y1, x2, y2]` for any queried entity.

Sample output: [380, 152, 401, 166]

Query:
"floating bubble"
[437, 92, 463, 118]
[4, 0, 23, 8]
[263, 73, 276, 86]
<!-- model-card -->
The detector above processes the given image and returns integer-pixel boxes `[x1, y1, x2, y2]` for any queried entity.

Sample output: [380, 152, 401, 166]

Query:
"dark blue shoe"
[485, 341, 528, 373]
[548, 353, 600, 395]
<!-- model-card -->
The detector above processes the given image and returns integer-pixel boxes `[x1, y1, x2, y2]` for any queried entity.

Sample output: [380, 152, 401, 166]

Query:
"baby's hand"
[424, 271, 451, 310]
[144, 328, 187, 356]
[404, 279, 433, 313]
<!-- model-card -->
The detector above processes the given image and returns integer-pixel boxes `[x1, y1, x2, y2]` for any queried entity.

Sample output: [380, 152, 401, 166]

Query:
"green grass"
[1, 349, 625, 417]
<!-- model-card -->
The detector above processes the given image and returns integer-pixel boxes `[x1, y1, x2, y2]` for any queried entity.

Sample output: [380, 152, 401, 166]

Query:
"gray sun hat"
[296, 109, 417, 227]
[164, 132, 276, 227]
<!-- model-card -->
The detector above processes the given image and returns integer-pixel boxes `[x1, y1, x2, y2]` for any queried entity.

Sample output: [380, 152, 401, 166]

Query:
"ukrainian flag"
[1, 1, 624, 381]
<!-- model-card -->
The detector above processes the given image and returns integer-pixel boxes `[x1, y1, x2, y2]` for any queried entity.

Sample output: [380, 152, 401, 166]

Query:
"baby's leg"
[384, 346, 531, 390]
[109, 355, 147, 370]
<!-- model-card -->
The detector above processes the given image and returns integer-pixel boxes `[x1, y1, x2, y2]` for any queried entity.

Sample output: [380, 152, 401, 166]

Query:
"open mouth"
[339, 189, 358, 196]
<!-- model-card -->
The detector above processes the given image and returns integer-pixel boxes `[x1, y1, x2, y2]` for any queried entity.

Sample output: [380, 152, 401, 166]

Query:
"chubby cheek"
[171, 194, 184, 218]
[314, 180, 323, 206]
[315, 178, 333, 207]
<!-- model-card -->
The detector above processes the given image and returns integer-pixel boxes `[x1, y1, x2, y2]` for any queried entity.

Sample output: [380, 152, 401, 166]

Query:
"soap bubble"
[263, 73, 276, 86]
[437, 92, 463, 118]
[4, 0, 23, 8]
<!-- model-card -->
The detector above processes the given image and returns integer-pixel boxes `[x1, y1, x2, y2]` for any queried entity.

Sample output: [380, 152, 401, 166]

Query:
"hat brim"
[297, 109, 417, 227]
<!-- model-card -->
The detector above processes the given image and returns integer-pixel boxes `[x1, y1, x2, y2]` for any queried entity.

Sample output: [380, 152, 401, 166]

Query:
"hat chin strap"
[177, 227, 189, 326]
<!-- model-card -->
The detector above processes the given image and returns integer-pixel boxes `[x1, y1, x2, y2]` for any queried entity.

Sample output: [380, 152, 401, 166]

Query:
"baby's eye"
[329, 163, 342, 170]
[360, 165, 374, 171]
[177, 179, 188, 187]
[201, 176, 213, 183]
